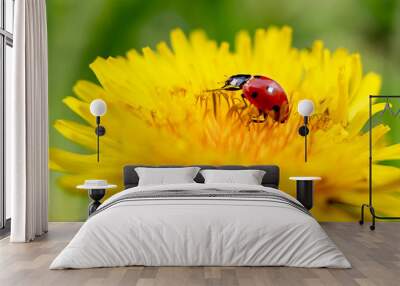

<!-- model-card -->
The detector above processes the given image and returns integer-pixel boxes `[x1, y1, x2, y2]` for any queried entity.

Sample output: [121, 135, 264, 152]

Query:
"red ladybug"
[217, 74, 290, 123]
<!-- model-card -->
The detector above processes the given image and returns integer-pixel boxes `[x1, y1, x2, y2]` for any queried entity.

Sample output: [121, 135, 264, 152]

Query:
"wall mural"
[48, 0, 400, 221]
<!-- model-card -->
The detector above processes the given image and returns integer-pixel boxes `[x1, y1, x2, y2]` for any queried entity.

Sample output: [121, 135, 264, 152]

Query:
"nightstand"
[77, 180, 117, 215]
[289, 177, 321, 210]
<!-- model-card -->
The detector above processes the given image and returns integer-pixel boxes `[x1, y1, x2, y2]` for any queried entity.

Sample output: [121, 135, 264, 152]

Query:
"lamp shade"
[297, 99, 314, 116]
[90, 99, 107, 116]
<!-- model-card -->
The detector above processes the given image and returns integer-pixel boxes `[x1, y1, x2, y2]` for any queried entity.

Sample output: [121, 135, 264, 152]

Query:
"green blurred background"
[47, 0, 400, 221]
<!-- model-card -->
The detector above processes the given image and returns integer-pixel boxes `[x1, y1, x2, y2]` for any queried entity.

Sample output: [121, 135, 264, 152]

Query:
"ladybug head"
[221, 74, 251, 90]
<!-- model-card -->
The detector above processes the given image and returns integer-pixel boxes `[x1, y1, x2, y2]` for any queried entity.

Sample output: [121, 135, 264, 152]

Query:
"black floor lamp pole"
[360, 95, 400, 230]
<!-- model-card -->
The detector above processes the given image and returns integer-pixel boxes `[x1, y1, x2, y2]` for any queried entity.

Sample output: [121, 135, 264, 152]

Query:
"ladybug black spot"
[272, 105, 280, 112]
[251, 92, 258, 98]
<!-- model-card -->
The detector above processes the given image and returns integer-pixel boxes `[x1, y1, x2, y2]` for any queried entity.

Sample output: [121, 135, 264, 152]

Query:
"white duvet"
[50, 183, 351, 269]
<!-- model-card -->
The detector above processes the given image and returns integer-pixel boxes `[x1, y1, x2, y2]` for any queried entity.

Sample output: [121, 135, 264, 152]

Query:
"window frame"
[0, 0, 13, 232]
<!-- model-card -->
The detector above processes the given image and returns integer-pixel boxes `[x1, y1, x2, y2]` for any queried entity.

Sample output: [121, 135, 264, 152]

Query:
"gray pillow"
[135, 167, 201, 186]
[200, 169, 266, 185]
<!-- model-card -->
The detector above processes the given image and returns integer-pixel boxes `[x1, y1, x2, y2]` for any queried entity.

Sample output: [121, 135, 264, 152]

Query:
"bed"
[50, 165, 350, 269]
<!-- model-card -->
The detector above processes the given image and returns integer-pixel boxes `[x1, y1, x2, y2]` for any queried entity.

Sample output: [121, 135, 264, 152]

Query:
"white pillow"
[200, 169, 266, 185]
[135, 167, 201, 186]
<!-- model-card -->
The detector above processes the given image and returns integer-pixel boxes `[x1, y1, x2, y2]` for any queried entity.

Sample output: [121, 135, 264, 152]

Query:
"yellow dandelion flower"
[50, 26, 400, 221]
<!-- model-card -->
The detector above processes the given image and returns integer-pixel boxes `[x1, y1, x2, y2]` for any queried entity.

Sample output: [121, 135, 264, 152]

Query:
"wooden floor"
[0, 222, 399, 286]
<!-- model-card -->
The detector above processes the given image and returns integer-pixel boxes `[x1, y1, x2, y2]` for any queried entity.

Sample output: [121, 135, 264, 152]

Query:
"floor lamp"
[360, 95, 400, 230]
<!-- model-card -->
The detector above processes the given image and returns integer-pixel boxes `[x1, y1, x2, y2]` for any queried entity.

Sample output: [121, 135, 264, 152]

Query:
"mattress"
[50, 183, 350, 269]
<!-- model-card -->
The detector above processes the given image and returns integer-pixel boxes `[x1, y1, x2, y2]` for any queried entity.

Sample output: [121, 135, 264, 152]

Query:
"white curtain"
[7, 0, 49, 242]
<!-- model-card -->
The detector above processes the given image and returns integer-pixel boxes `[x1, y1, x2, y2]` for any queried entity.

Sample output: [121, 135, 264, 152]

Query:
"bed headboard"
[123, 165, 280, 189]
